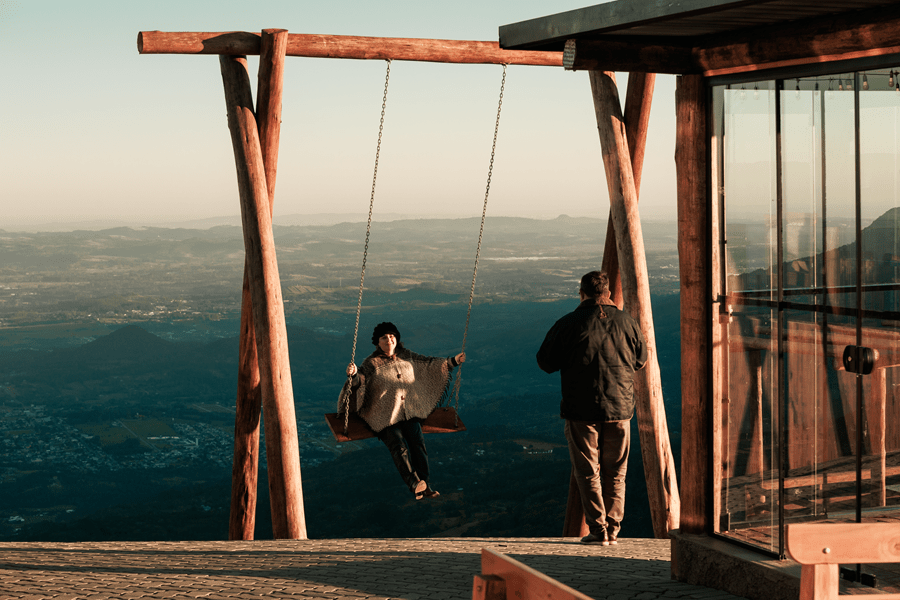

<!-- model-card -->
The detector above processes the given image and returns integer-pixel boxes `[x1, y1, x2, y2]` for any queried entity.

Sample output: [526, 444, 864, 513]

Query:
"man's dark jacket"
[537, 299, 648, 422]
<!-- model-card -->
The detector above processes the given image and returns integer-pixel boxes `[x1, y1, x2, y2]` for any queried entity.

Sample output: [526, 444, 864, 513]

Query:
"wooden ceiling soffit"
[565, 3, 900, 76]
[563, 39, 693, 74]
[138, 31, 562, 67]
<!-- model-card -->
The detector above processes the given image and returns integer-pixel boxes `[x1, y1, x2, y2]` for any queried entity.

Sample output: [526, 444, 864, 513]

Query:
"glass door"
[714, 68, 900, 558]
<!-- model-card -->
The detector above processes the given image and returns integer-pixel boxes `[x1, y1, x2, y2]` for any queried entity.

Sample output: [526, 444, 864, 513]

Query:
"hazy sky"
[0, 0, 678, 230]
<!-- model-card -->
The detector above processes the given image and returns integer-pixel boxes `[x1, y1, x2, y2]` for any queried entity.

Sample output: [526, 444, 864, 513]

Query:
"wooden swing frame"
[138, 27, 678, 542]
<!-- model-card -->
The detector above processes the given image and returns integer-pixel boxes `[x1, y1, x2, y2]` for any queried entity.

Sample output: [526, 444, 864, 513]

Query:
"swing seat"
[324, 407, 466, 443]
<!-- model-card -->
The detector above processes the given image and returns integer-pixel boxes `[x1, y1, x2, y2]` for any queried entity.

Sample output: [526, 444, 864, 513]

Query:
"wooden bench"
[786, 523, 900, 600]
[472, 548, 594, 600]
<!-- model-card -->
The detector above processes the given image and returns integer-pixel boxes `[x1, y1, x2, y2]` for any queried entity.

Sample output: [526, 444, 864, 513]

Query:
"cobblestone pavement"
[0, 537, 746, 600]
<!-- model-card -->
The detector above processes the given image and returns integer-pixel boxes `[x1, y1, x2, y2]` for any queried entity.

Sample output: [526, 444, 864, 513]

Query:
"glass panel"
[782, 75, 860, 528]
[715, 68, 900, 560]
[858, 69, 900, 524]
[821, 74, 858, 320]
[718, 80, 781, 552]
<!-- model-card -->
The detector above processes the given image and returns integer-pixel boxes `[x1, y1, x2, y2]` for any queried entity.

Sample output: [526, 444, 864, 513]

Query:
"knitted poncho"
[338, 348, 454, 433]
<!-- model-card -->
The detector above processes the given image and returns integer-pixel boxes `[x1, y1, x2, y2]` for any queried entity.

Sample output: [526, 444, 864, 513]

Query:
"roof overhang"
[499, 0, 900, 77]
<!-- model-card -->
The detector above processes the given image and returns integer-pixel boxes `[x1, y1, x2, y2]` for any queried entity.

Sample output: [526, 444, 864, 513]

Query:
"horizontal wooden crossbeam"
[138, 31, 563, 67]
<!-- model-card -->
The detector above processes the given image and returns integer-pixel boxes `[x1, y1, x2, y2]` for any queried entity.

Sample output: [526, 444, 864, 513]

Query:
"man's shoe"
[608, 534, 618, 545]
[423, 487, 440, 499]
[580, 531, 609, 546]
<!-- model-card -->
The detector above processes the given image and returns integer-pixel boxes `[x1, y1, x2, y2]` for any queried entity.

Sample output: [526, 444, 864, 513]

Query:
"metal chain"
[340, 59, 392, 432]
[450, 64, 507, 413]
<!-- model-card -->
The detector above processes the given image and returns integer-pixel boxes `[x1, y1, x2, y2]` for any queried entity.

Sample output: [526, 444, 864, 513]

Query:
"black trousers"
[378, 420, 428, 492]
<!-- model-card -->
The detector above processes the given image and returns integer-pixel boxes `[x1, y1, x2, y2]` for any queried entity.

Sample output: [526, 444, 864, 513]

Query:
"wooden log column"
[563, 72, 656, 538]
[220, 52, 306, 540]
[602, 73, 655, 308]
[675, 73, 709, 534]
[589, 70, 680, 538]
[229, 29, 289, 541]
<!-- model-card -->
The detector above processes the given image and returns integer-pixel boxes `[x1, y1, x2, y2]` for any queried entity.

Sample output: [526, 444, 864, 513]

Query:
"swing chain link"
[450, 64, 507, 416]
[341, 59, 392, 433]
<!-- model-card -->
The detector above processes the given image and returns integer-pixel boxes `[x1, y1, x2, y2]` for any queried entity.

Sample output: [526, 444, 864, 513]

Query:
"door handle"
[843, 345, 876, 375]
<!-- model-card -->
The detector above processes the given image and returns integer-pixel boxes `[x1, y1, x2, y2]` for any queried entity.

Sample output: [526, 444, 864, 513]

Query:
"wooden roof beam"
[696, 11, 900, 77]
[564, 3, 900, 76]
[563, 39, 693, 74]
[138, 31, 563, 67]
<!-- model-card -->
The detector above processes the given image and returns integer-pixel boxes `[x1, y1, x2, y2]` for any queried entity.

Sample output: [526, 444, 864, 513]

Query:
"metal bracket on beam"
[563, 39, 576, 71]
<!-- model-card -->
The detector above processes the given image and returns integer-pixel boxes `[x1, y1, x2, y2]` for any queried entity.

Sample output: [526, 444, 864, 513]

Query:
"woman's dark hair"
[579, 271, 610, 299]
[372, 322, 401, 346]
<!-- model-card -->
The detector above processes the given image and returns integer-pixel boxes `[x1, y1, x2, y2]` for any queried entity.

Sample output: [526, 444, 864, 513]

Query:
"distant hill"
[78, 324, 177, 363]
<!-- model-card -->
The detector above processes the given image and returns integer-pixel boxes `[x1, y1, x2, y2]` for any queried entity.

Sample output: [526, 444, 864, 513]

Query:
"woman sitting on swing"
[341, 322, 465, 500]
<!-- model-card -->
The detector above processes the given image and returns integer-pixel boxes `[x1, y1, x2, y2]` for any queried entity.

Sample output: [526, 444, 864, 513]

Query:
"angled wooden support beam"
[589, 70, 680, 538]
[564, 71, 656, 539]
[229, 29, 289, 541]
[139, 31, 563, 66]
[675, 74, 709, 535]
[220, 51, 306, 540]
[602, 72, 655, 309]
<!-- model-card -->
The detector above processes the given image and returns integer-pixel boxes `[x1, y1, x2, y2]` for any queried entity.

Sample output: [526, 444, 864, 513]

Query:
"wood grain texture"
[472, 574, 506, 600]
[566, 72, 655, 539]
[589, 70, 680, 538]
[229, 30, 289, 541]
[564, 5, 900, 76]
[787, 523, 900, 566]
[674, 73, 709, 535]
[479, 548, 594, 600]
[788, 523, 900, 600]
[220, 54, 306, 540]
[139, 31, 562, 66]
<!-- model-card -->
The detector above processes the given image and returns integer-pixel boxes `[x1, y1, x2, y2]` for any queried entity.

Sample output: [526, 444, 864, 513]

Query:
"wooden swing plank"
[324, 407, 466, 443]
[138, 31, 563, 67]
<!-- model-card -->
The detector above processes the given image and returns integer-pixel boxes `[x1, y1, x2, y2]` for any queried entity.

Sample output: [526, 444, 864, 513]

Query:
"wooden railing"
[786, 523, 900, 600]
[472, 548, 594, 600]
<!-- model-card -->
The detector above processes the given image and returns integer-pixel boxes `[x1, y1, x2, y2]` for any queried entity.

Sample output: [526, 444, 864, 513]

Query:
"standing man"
[537, 271, 647, 545]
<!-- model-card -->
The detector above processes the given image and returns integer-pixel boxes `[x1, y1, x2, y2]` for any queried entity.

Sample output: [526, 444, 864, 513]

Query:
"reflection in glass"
[714, 70, 900, 557]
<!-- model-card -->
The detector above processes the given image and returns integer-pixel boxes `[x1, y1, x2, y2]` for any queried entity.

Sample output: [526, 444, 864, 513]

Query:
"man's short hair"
[580, 271, 610, 299]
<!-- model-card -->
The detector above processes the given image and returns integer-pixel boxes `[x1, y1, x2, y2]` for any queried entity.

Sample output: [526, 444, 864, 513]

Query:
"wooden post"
[228, 29, 288, 541]
[220, 53, 306, 540]
[562, 470, 588, 537]
[601, 73, 656, 308]
[256, 29, 287, 199]
[229, 264, 262, 541]
[709, 83, 725, 534]
[589, 70, 680, 538]
[564, 72, 656, 538]
[675, 73, 709, 534]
